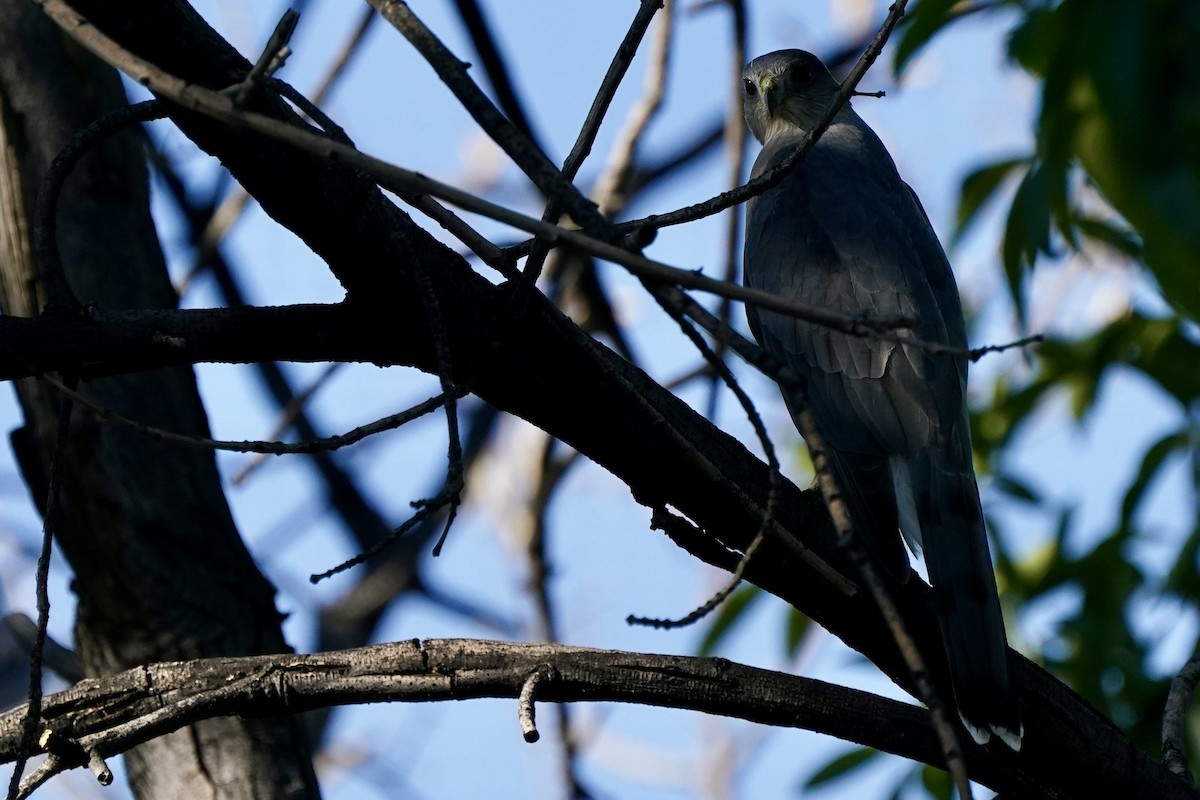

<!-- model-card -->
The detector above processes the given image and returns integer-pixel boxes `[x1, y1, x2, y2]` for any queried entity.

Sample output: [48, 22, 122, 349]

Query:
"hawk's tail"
[909, 452, 1023, 749]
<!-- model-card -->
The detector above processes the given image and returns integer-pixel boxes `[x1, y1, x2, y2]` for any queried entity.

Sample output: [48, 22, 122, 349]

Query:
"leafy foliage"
[803, 746, 883, 790]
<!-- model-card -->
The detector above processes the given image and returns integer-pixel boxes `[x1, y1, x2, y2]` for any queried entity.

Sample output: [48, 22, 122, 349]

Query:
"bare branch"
[561, 1, 665, 184]
[40, 371, 460, 456]
[0, 639, 966, 785]
[367, 0, 607, 233]
[6, 384, 74, 800]
[449, 0, 541, 147]
[592, 0, 674, 217]
[34, 100, 167, 313]
[518, 665, 554, 743]
[232, 363, 343, 484]
[233, 9, 299, 106]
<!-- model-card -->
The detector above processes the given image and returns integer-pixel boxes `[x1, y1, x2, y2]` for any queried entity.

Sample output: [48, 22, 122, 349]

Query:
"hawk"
[741, 49, 1022, 749]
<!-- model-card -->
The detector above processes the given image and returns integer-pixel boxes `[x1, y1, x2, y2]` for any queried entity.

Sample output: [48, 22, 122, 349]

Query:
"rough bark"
[0, 639, 973, 785]
[0, 3, 317, 797]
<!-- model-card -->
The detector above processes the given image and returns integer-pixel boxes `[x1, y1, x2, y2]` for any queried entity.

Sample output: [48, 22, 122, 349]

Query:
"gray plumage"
[741, 49, 1021, 749]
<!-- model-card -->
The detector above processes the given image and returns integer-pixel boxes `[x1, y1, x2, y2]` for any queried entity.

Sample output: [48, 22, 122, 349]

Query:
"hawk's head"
[742, 49, 841, 145]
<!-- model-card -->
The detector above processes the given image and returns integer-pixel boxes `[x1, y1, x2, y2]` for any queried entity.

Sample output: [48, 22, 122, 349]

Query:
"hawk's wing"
[744, 121, 969, 463]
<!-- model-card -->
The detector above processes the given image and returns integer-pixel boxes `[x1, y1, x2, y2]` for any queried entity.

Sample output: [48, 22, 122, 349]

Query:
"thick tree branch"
[0, 639, 982, 785]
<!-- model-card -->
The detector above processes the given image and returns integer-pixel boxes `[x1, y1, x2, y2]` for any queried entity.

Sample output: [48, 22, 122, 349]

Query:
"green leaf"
[1001, 161, 1055, 319]
[990, 472, 1044, 506]
[803, 746, 881, 789]
[1006, 7, 1060, 74]
[1131, 320, 1200, 408]
[1118, 428, 1190, 527]
[697, 584, 761, 657]
[920, 762, 954, 799]
[1073, 215, 1143, 259]
[1006, 0, 1200, 322]
[954, 156, 1030, 244]
[893, 0, 961, 75]
[1165, 518, 1200, 599]
[1010, 537, 1062, 599]
[784, 606, 811, 657]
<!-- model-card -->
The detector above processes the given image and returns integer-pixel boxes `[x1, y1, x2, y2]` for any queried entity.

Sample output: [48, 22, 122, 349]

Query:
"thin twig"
[367, 0, 608, 234]
[300, 258, 473, 579]
[407, 258, 465, 557]
[309, 482, 461, 582]
[628, 300, 783, 630]
[560, 1, 665, 184]
[628, 528, 767, 630]
[41, 372, 459, 456]
[513, 0, 663, 315]
[703, 0, 747, 420]
[232, 363, 342, 484]
[34, 101, 168, 313]
[591, 0, 674, 217]
[6, 386, 75, 800]
[969, 333, 1043, 361]
[233, 9, 299, 106]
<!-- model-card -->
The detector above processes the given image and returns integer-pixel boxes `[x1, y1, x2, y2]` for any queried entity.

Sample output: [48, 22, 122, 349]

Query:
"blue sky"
[0, 2, 1193, 798]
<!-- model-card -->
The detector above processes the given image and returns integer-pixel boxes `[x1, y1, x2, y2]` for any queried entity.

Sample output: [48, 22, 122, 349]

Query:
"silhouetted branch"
[450, 0, 541, 148]
[5, 388, 73, 800]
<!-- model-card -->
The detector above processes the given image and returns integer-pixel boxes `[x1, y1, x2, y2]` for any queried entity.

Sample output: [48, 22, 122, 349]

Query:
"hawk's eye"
[790, 61, 816, 86]
[743, 78, 757, 97]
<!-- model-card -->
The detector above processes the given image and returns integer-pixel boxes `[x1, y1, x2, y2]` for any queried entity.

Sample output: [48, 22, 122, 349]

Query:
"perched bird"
[740, 49, 1022, 749]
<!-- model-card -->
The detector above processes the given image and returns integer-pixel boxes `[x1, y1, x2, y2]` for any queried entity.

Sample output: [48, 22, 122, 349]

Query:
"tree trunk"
[0, 3, 318, 797]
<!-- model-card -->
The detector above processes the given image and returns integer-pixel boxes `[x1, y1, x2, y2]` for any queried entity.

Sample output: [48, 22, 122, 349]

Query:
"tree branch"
[0, 639, 981, 786]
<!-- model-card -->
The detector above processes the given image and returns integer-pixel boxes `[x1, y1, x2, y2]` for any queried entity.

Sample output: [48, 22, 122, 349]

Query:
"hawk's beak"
[762, 77, 786, 117]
